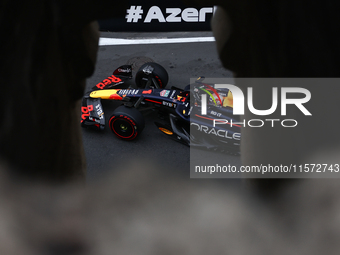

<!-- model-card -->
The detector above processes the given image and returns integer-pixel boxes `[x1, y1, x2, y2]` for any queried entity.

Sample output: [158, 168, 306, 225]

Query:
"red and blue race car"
[81, 62, 240, 154]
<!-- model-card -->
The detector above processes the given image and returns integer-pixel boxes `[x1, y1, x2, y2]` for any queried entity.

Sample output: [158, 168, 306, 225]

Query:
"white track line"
[99, 37, 215, 46]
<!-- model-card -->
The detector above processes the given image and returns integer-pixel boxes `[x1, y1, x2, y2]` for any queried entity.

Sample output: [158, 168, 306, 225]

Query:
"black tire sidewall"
[109, 106, 145, 140]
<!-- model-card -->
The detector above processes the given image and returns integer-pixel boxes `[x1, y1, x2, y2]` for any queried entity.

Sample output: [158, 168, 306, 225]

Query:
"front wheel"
[135, 62, 169, 89]
[109, 106, 145, 140]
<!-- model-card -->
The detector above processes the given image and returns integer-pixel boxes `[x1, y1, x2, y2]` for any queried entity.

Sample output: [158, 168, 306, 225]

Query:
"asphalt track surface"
[83, 31, 241, 181]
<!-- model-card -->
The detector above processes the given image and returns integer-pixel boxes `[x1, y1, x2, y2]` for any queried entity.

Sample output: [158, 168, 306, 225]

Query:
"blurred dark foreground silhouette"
[1, 0, 340, 254]
[2, 160, 340, 255]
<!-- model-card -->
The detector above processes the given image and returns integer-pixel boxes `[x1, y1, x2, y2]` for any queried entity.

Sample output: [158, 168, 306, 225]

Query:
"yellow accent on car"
[90, 89, 120, 99]
[159, 127, 173, 135]
[223, 90, 233, 108]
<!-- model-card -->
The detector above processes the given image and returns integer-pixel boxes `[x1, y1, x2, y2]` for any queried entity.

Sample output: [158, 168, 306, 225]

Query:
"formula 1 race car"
[81, 62, 241, 153]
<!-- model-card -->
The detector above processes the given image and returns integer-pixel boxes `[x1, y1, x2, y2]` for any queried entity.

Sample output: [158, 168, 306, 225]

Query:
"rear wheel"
[135, 62, 169, 89]
[109, 106, 145, 140]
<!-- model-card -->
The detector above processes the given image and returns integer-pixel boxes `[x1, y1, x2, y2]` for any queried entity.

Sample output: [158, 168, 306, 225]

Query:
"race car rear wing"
[81, 64, 133, 129]
[81, 97, 105, 130]
[91, 64, 132, 91]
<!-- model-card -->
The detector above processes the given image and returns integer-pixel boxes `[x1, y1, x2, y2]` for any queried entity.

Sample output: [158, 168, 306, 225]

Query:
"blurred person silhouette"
[209, 0, 340, 192]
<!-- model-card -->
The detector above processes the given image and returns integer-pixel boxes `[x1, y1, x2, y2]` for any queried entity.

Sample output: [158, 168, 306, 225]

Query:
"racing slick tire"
[135, 62, 169, 89]
[109, 106, 145, 140]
